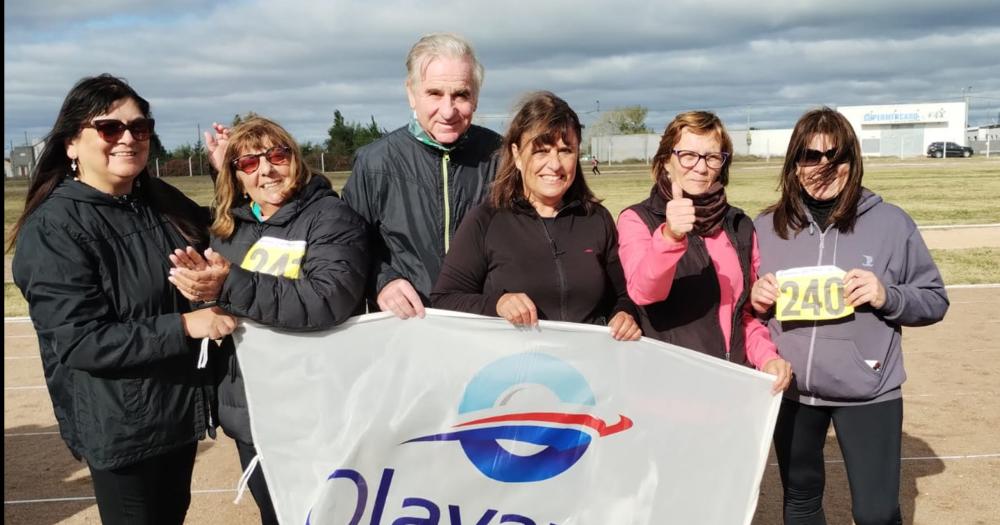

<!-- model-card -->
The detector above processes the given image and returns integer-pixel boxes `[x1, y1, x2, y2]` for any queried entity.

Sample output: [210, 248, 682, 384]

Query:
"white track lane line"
[5, 488, 238, 505]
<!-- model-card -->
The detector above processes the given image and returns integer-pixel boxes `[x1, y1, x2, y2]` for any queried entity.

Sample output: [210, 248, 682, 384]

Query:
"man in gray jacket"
[343, 33, 501, 318]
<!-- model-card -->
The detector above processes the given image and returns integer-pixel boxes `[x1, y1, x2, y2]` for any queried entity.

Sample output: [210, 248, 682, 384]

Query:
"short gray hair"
[405, 32, 484, 96]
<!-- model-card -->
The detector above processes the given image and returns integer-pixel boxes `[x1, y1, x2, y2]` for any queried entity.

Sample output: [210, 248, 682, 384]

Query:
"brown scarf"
[656, 177, 729, 236]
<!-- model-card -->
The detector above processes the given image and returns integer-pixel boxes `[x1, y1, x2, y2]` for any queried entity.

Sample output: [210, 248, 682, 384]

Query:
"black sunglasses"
[232, 146, 293, 174]
[800, 147, 840, 167]
[81, 118, 155, 143]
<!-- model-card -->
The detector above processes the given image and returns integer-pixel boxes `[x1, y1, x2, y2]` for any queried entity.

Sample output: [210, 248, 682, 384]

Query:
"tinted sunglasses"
[232, 146, 292, 174]
[799, 147, 840, 167]
[81, 118, 155, 142]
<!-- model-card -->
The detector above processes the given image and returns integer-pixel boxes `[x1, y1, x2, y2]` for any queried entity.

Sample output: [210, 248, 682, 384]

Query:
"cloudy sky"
[4, 0, 999, 155]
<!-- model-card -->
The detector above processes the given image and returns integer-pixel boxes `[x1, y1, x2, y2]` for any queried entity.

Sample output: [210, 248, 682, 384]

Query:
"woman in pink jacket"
[617, 111, 791, 392]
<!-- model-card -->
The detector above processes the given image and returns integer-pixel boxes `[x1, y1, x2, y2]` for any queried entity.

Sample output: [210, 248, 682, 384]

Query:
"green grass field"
[4, 157, 998, 317]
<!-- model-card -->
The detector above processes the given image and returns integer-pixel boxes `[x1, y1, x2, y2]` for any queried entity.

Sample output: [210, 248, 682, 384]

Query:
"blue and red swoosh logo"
[405, 353, 633, 483]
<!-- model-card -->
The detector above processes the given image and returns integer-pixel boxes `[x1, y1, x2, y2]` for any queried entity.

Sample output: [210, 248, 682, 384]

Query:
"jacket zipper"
[442, 152, 451, 253]
[803, 221, 828, 401]
[537, 218, 568, 320]
[726, 229, 743, 362]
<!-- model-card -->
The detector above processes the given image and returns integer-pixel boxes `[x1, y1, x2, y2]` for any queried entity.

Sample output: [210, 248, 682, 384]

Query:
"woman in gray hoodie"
[750, 107, 948, 525]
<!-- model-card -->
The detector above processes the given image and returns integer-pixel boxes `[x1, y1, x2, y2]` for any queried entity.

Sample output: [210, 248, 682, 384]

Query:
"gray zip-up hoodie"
[755, 189, 949, 406]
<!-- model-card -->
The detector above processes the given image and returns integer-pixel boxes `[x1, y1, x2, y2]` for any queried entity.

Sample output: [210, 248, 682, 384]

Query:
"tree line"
[152, 110, 386, 177]
[151, 105, 653, 176]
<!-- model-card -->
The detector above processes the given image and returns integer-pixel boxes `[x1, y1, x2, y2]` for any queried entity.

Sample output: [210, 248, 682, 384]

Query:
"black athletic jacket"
[343, 125, 501, 309]
[431, 200, 637, 325]
[211, 174, 368, 443]
[12, 176, 213, 470]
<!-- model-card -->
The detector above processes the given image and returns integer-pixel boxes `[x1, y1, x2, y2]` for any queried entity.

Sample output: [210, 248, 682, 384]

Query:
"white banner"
[236, 309, 781, 525]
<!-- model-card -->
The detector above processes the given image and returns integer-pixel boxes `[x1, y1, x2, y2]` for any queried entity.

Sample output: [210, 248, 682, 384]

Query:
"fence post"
[155, 158, 160, 178]
[321, 153, 325, 172]
[188, 156, 193, 177]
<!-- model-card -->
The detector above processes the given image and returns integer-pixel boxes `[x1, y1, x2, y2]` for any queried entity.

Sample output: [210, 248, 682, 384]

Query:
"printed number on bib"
[775, 266, 854, 322]
[240, 237, 306, 279]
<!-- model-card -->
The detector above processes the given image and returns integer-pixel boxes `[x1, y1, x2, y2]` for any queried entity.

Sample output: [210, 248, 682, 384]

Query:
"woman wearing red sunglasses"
[167, 116, 369, 525]
[8, 74, 237, 524]
[751, 107, 949, 524]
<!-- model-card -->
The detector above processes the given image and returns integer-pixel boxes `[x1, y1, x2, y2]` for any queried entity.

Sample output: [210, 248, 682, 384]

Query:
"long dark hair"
[6, 74, 206, 251]
[491, 91, 599, 213]
[765, 107, 864, 239]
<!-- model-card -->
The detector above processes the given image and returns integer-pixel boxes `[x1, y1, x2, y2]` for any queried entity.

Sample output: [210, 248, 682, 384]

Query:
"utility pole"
[746, 108, 752, 156]
[962, 86, 972, 145]
[197, 123, 203, 176]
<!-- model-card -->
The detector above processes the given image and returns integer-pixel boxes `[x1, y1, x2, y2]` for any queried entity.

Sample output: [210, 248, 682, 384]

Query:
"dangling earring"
[70, 159, 77, 173]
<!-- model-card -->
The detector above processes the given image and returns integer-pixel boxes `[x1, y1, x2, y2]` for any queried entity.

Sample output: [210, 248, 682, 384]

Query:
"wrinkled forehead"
[415, 55, 475, 88]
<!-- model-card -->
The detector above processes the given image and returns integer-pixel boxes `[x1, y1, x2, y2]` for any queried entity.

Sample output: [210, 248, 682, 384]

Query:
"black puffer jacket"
[212, 174, 368, 443]
[431, 200, 637, 325]
[343, 125, 501, 308]
[12, 176, 213, 470]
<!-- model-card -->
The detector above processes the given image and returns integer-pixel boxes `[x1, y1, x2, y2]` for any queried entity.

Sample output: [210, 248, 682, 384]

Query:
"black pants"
[237, 440, 279, 525]
[774, 398, 903, 525]
[88, 442, 198, 525]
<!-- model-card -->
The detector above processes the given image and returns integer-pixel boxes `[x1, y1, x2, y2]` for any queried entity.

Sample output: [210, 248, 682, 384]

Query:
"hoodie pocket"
[776, 331, 881, 400]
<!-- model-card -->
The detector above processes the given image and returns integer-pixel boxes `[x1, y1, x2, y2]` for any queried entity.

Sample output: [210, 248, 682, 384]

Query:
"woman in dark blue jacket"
[168, 116, 369, 524]
[9, 74, 237, 524]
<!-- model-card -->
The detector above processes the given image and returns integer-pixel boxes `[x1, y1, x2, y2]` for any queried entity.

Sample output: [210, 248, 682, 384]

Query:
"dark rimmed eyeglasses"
[671, 149, 729, 169]
[799, 148, 841, 167]
[232, 146, 292, 174]
[81, 118, 155, 143]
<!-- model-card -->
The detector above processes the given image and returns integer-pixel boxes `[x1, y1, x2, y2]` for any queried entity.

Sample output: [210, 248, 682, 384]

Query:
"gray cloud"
[5, 0, 999, 154]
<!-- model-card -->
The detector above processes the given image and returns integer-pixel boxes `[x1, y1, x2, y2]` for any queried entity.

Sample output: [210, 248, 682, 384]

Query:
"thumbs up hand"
[663, 178, 696, 241]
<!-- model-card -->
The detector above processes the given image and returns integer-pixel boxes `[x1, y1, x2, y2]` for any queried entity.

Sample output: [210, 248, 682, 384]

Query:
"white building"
[837, 102, 967, 158]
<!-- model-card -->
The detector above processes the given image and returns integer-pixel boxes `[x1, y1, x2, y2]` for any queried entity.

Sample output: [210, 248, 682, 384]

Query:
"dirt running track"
[5, 287, 999, 524]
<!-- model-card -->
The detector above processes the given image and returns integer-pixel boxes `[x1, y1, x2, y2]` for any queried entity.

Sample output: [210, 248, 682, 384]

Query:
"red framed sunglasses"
[81, 118, 155, 142]
[231, 146, 293, 174]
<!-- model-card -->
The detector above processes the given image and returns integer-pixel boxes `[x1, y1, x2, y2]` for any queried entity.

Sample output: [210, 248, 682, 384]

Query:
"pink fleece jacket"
[617, 209, 780, 369]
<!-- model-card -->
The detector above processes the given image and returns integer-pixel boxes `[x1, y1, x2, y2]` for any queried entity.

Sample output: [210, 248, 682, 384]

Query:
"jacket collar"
[231, 174, 333, 226]
[407, 117, 472, 153]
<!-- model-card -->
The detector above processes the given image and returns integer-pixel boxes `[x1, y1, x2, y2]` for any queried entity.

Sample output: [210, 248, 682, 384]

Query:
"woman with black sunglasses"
[8, 74, 237, 524]
[167, 116, 369, 525]
[751, 107, 949, 524]
[617, 111, 792, 392]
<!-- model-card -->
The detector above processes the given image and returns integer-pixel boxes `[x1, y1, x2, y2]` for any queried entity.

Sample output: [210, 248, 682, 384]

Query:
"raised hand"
[204, 122, 230, 172]
[663, 178, 695, 241]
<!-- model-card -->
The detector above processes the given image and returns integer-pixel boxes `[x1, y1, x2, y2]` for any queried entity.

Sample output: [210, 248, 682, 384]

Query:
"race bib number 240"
[774, 266, 854, 322]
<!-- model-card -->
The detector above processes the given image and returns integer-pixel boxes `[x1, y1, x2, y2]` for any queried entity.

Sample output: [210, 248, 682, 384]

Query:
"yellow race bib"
[240, 237, 306, 279]
[775, 266, 854, 322]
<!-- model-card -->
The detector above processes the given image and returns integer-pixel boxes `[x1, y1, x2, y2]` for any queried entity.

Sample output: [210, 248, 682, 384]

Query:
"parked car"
[927, 141, 974, 158]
